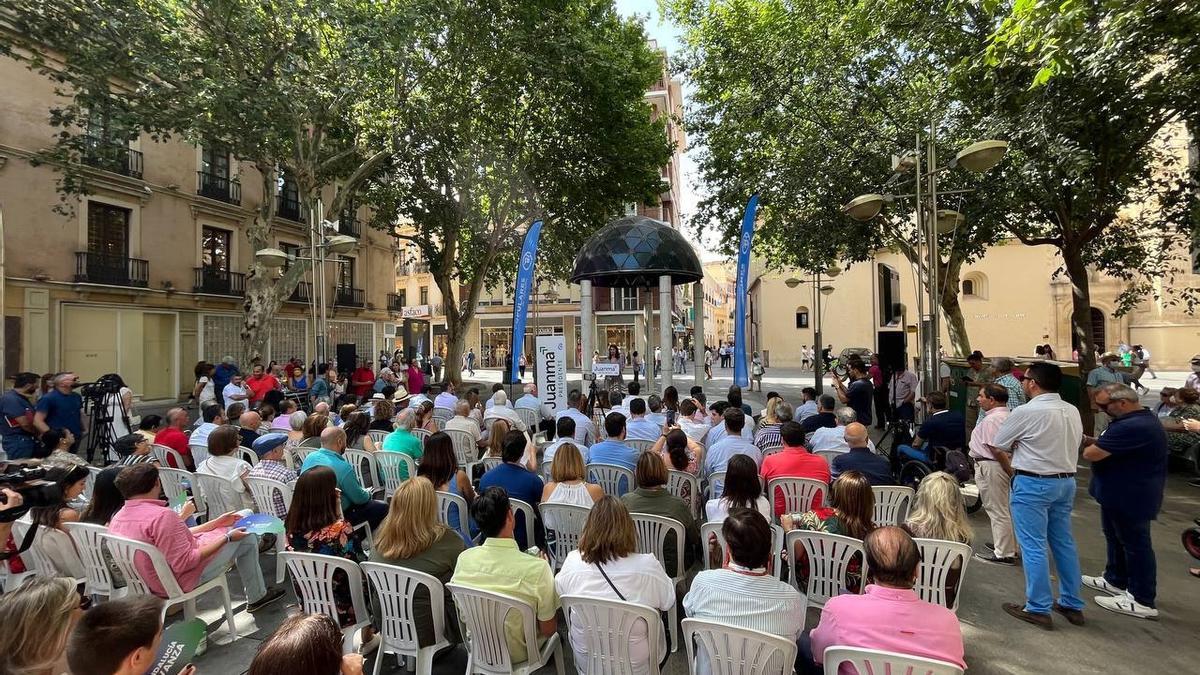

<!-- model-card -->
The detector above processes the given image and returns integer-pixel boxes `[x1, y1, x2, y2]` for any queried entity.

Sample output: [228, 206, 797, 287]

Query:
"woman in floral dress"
[782, 471, 876, 593]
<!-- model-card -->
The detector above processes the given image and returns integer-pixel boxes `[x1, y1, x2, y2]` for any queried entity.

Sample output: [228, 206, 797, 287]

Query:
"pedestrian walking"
[704, 347, 713, 380]
[518, 353, 526, 380]
[993, 362, 1086, 629]
[801, 344, 811, 369]
[750, 352, 765, 392]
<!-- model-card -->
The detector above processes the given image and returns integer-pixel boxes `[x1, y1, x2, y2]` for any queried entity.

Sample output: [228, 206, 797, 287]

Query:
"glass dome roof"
[570, 215, 704, 288]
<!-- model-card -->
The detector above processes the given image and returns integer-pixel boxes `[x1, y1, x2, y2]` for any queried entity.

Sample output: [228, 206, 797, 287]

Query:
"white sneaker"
[1081, 574, 1124, 595]
[1094, 594, 1159, 620]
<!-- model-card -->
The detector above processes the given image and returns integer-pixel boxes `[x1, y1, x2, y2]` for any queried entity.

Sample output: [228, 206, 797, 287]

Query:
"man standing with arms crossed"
[970, 384, 1018, 566]
[993, 362, 1086, 629]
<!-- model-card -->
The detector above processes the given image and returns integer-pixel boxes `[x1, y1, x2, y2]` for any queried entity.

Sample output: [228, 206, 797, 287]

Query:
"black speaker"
[877, 331, 906, 371]
[336, 343, 357, 375]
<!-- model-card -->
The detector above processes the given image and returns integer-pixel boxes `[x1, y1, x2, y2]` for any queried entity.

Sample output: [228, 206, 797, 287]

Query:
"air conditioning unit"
[383, 324, 398, 338]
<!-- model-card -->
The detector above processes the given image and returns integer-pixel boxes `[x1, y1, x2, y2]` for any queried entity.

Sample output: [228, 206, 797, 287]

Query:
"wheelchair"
[885, 420, 983, 514]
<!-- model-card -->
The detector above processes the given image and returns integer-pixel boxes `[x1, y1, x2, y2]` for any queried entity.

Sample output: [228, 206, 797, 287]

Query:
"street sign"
[535, 335, 567, 415]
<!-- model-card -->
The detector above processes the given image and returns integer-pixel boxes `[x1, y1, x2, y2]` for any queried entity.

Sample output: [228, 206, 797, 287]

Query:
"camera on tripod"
[0, 465, 62, 522]
[78, 374, 123, 400]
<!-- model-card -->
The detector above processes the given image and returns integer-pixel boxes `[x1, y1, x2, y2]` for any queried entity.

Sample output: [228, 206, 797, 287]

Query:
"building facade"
[0, 55, 398, 401]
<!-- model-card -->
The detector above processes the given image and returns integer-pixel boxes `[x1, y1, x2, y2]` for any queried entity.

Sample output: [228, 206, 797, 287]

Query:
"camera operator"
[0, 487, 24, 544]
[2, 373, 41, 459]
[34, 373, 85, 455]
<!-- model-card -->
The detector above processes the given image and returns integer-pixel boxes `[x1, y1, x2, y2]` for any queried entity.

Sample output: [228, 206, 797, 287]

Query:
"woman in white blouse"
[554, 496, 675, 675]
[705, 453, 771, 522]
[541, 442, 604, 515]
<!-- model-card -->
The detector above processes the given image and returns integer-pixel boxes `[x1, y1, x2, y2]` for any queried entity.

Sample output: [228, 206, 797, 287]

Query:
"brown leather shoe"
[1003, 602, 1053, 630]
[1053, 603, 1086, 626]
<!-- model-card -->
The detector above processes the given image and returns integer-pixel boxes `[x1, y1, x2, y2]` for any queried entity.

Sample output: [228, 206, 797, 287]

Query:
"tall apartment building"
[0, 55, 397, 402]
[391, 40, 690, 370]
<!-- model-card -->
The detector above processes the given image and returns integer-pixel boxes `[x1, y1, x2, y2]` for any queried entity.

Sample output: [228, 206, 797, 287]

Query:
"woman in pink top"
[405, 358, 425, 396]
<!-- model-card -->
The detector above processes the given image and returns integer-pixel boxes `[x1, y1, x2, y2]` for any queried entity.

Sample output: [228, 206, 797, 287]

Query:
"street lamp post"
[843, 130, 1007, 397]
[786, 268, 839, 394]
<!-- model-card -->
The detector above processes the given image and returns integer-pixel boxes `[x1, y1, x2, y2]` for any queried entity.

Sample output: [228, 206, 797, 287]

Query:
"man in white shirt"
[703, 408, 763, 479]
[794, 387, 819, 422]
[624, 398, 661, 442]
[433, 382, 459, 410]
[221, 374, 249, 412]
[890, 363, 920, 423]
[189, 404, 226, 463]
[809, 407, 877, 454]
[645, 394, 667, 427]
[484, 383, 507, 410]
[992, 362, 1086, 629]
[705, 402, 753, 447]
[624, 381, 647, 408]
[515, 383, 554, 435]
[542, 417, 588, 465]
[554, 390, 595, 446]
[483, 390, 527, 432]
[677, 399, 711, 443]
[445, 400, 487, 449]
[608, 391, 629, 419]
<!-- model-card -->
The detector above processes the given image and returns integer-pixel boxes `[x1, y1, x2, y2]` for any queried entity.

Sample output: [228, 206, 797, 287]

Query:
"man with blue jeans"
[992, 362, 1086, 629]
[896, 392, 965, 463]
[1, 373, 40, 459]
[1080, 383, 1168, 620]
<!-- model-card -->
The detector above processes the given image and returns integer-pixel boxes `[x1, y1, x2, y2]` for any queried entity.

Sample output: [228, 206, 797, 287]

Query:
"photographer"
[34, 372, 85, 455]
[0, 487, 23, 545]
[1, 372, 40, 459]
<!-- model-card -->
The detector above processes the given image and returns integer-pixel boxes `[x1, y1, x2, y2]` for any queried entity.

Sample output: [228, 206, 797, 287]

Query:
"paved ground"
[181, 366, 1200, 674]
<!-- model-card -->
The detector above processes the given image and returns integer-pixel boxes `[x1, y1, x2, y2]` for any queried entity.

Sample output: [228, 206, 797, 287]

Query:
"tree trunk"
[438, 272, 486, 389]
[1062, 243, 1096, 432]
[938, 256, 971, 358]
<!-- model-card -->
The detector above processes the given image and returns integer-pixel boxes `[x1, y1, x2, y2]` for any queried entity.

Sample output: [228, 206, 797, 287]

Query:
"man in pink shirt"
[805, 527, 965, 673]
[107, 463, 284, 611]
[970, 383, 1018, 565]
[760, 421, 831, 516]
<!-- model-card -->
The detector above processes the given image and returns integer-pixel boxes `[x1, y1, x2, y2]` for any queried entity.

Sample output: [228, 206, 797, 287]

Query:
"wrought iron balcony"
[193, 267, 245, 296]
[197, 171, 241, 204]
[74, 252, 149, 288]
[82, 137, 143, 179]
[387, 293, 405, 312]
[338, 212, 361, 238]
[334, 286, 365, 308]
[277, 193, 304, 222]
[287, 281, 312, 303]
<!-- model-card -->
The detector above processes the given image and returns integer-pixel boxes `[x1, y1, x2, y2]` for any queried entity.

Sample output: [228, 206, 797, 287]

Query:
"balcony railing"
[338, 213, 361, 238]
[387, 293, 405, 312]
[414, 262, 430, 274]
[287, 281, 312, 303]
[334, 286, 365, 307]
[277, 193, 304, 222]
[82, 137, 143, 179]
[74, 251, 149, 288]
[193, 267, 245, 296]
[197, 171, 241, 205]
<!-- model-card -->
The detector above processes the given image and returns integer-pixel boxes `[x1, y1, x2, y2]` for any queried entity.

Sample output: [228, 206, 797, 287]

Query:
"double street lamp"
[786, 265, 839, 394]
[842, 131, 1007, 397]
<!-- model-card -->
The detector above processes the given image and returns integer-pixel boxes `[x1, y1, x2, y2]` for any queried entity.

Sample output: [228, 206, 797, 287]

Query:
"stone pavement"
[170, 367, 1200, 674]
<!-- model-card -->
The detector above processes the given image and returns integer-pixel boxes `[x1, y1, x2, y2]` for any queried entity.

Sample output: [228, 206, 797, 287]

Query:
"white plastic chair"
[705, 471, 726, 500]
[629, 512, 686, 653]
[766, 477, 827, 522]
[368, 430, 391, 446]
[9, 519, 58, 579]
[539, 503, 591, 571]
[560, 594, 663, 675]
[446, 582, 565, 675]
[786, 530, 868, 608]
[682, 617, 798, 675]
[444, 428, 480, 475]
[63, 522, 121, 600]
[588, 463, 635, 497]
[101, 531, 237, 638]
[821, 646, 964, 675]
[188, 442, 211, 466]
[376, 451, 418, 497]
[436, 490, 473, 544]
[362, 563, 451, 675]
[479, 456, 503, 474]
[700, 521, 786, 580]
[237, 446, 259, 466]
[912, 538, 972, 613]
[412, 428, 432, 445]
[279, 551, 371, 653]
[432, 407, 455, 429]
[515, 408, 540, 434]
[539, 460, 553, 482]
[667, 470, 702, 518]
[158, 467, 202, 520]
[193, 472, 245, 519]
[761, 441, 783, 457]
[814, 450, 843, 465]
[152, 443, 186, 469]
[344, 448, 381, 493]
[299, 436, 323, 449]
[245, 476, 294, 583]
[628, 438, 656, 455]
[510, 498, 538, 551]
[872, 486, 915, 527]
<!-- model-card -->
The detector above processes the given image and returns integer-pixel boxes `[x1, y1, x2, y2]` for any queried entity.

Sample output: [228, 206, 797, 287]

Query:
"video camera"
[78, 373, 124, 401]
[0, 465, 62, 523]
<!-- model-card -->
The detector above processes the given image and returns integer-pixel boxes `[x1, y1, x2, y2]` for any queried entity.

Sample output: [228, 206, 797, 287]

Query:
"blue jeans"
[1100, 505, 1156, 608]
[1010, 475, 1084, 614]
[1, 434, 37, 460]
[897, 444, 929, 463]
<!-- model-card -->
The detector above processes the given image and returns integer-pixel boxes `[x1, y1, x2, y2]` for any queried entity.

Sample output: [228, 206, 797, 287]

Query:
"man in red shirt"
[244, 363, 280, 406]
[350, 360, 375, 400]
[760, 420, 831, 516]
[154, 407, 193, 470]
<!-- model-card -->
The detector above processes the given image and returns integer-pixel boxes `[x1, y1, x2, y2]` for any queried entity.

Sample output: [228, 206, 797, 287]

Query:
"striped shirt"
[683, 569, 807, 675]
[753, 423, 782, 452]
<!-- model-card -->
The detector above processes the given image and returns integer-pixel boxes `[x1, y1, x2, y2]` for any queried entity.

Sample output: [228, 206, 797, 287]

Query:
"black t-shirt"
[917, 410, 965, 450]
[846, 378, 873, 426]
[1089, 408, 1168, 520]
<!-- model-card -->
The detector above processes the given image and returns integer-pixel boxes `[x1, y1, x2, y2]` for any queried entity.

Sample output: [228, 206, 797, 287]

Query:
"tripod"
[82, 392, 117, 464]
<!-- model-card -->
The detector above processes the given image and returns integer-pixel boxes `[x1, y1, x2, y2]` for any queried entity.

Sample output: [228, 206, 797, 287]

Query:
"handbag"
[596, 562, 672, 667]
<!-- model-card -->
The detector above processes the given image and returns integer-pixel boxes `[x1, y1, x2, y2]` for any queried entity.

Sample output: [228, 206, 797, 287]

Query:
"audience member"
[446, 400, 486, 450]
[418, 431, 477, 546]
[704, 402, 753, 447]
[370, 477, 465, 647]
[516, 383, 555, 437]
[155, 407, 193, 469]
[248, 613, 363, 675]
[26, 464, 89, 577]
[589, 413, 639, 472]
[114, 433, 156, 466]
[783, 471, 875, 593]
[238, 410, 262, 447]
[66, 595, 165, 675]
[706, 454, 771, 522]
[1080, 383, 1168, 620]
[542, 416, 586, 464]
[271, 399, 298, 430]
[484, 390, 528, 432]
[646, 394, 668, 426]
[484, 418, 510, 460]
[541, 442, 604, 528]
[992, 362, 1085, 628]
[703, 408, 763, 480]
[760, 421, 831, 516]
[247, 432, 299, 517]
[625, 398, 660, 442]
[553, 390, 596, 446]
[415, 400, 440, 433]
[809, 407, 877, 455]
[676, 398, 711, 443]
[107, 463, 284, 613]
[896, 392, 966, 462]
[684, 509, 806, 675]
[800, 395, 838, 435]
[555, 496, 675, 674]
[342, 410, 379, 452]
[754, 399, 792, 452]
[478, 430, 544, 549]
[189, 403, 226, 456]
[450, 487, 559, 664]
[0, 577, 83, 675]
[196, 424, 255, 510]
[135, 414, 162, 444]
[830, 423, 892, 485]
[795, 387, 819, 422]
[300, 426, 389, 530]
[433, 382, 459, 410]
[804, 527, 965, 674]
[621, 452, 699, 573]
[381, 408, 424, 480]
[970, 383, 1018, 565]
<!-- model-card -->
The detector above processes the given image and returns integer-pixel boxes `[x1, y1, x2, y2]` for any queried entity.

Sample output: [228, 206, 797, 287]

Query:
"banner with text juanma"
[535, 335, 567, 415]
[733, 194, 759, 388]
[510, 219, 544, 383]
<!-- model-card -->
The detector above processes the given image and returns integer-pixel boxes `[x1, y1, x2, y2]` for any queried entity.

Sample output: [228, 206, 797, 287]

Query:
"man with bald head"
[809, 407, 878, 454]
[154, 407, 194, 469]
[830, 423, 894, 485]
[298, 425, 387, 529]
[804, 527, 964, 673]
[237, 410, 262, 448]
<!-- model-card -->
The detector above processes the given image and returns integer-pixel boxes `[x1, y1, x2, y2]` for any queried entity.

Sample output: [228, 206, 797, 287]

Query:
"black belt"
[1015, 469, 1075, 479]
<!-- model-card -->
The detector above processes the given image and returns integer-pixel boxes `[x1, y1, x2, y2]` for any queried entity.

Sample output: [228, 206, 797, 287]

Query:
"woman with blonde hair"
[369, 399, 395, 432]
[0, 576, 82, 675]
[484, 418, 509, 458]
[541, 443, 603, 528]
[905, 471, 974, 544]
[369, 477, 464, 647]
[554, 496, 674, 674]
